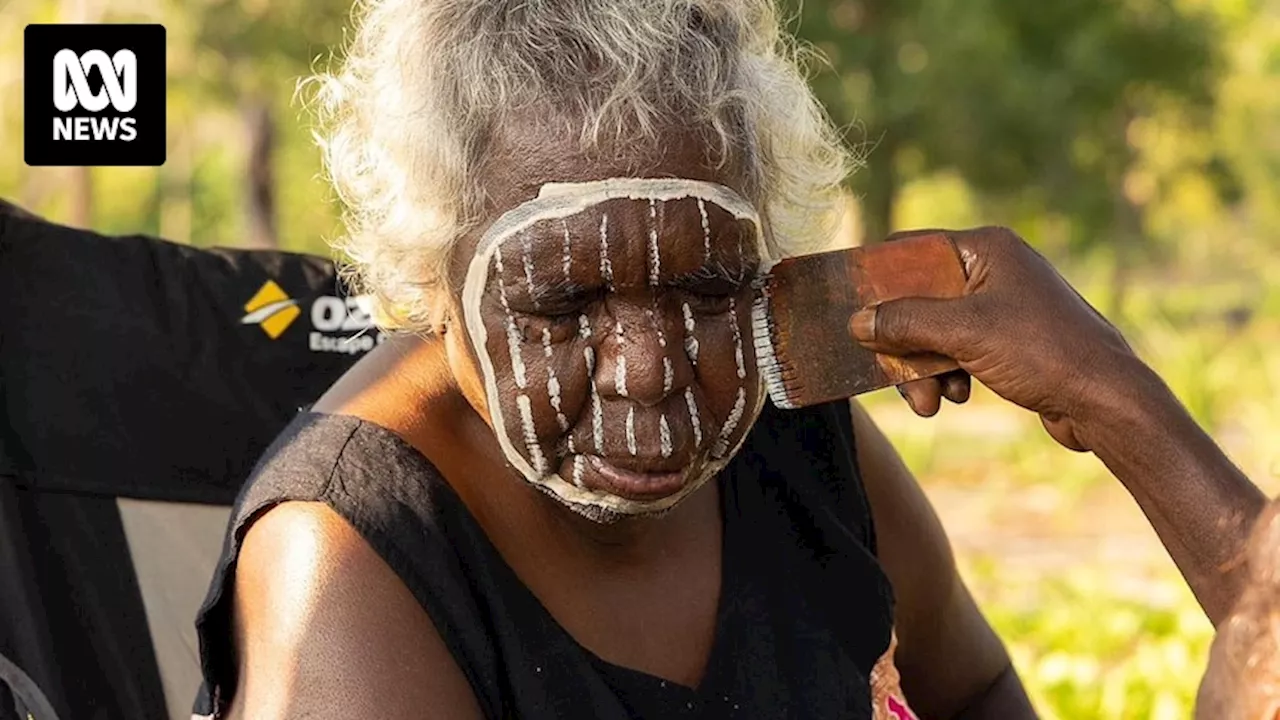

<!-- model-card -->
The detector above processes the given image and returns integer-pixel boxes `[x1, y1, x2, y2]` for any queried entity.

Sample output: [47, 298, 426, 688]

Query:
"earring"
[434, 312, 452, 335]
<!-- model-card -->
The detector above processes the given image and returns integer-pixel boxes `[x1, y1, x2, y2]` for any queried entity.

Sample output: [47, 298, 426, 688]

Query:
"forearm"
[1080, 354, 1267, 625]
[951, 664, 1038, 720]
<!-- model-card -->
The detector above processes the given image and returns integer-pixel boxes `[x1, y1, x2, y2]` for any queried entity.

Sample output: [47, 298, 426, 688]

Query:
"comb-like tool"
[752, 234, 969, 409]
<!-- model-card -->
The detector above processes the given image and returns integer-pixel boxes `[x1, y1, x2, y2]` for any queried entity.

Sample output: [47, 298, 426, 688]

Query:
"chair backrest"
[0, 209, 382, 719]
[0, 649, 61, 720]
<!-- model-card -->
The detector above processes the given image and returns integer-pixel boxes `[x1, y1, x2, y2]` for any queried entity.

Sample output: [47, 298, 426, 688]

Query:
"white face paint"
[461, 178, 772, 517]
[682, 302, 700, 365]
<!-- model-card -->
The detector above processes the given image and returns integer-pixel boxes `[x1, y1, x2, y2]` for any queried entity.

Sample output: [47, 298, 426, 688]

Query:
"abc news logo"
[53, 49, 140, 142]
[25, 24, 165, 167]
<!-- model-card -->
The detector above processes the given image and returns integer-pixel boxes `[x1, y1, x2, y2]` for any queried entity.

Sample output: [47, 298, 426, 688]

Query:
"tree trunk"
[1108, 108, 1142, 320]
[243, 100, 278, 249]
[160, 116, 193, 243]
[69, 166, 93, 228]
[61, 0, 97, 229]
[1109, 197, 1142, 321]
[858, 0, 899, 246]
[860, 129, 897, 245]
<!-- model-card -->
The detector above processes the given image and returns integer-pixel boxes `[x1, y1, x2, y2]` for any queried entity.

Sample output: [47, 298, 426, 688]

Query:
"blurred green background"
[3, 0, 1279, 716]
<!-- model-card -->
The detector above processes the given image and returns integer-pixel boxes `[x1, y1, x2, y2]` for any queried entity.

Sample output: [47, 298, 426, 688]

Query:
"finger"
[898, 378, 942, 417]
[940, 370, 971, 404]
[849, 295, 982, 360]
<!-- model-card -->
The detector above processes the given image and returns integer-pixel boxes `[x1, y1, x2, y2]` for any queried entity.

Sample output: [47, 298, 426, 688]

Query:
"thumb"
[849, 295, 979, 359]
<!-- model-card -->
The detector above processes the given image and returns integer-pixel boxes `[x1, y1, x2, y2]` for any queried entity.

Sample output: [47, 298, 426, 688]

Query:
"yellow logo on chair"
[241, 280, 301, 339]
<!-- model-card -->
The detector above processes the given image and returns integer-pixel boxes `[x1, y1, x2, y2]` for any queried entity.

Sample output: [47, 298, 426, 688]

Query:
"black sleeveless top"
[193, 401, 895, 719]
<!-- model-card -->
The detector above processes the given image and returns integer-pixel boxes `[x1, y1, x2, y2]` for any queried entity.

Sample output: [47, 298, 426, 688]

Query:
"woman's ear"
[432, 307, 454, 335]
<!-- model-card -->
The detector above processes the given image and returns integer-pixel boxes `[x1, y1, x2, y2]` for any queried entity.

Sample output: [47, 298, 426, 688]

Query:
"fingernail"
[849, 308, 876, 343]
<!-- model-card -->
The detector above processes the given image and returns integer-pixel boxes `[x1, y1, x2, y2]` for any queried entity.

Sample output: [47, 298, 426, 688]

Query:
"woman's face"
[444, 126, 769, 521]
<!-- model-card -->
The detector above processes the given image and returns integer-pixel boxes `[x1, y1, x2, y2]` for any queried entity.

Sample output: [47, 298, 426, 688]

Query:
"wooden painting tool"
[752, 233, 969, 409]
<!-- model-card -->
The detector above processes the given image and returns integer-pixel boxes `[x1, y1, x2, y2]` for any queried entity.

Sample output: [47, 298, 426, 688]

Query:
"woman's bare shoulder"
[223, 501, 484, 720]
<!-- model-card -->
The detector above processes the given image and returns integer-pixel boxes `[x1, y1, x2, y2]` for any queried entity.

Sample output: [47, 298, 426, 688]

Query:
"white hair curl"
[304, 0, 855, 332]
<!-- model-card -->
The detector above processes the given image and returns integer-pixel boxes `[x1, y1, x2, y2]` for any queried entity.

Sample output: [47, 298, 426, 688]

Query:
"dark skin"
[224, 122, 1031, 719]
[1196, 496, 1280, 720]
[853, 227, 1267, 626]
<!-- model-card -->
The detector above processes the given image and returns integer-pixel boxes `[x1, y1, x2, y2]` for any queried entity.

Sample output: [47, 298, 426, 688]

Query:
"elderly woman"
[192, 1, 1267, 719]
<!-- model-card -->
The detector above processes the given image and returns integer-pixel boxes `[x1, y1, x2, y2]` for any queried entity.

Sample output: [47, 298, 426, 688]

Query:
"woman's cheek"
[692, 307, 761, 453]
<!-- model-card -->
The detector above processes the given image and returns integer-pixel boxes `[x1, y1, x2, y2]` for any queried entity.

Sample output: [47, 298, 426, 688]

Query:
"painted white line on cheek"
[697, 198, 711, 261]
[662, 356, 674, 395]
[648, 199, 661, 286]
[616, 355, 629, 397]
[626, 407, 637, 456]
[517, 394, 547, 474]
[494, 246, 527, 389]
[645, 308, 666, 347]
[587, 346, 604, 453]
[572, 454, 586, 488]
[728, 297, 746, 380]
[599, 213, 613, 289]
[714, 386, 747, 458]
[685, 387, 702, 447]
[543, 328, 569, 432]
[659, 415, 672, 459]
[579, 314, 591, 339]
[682, 302, 699, 365]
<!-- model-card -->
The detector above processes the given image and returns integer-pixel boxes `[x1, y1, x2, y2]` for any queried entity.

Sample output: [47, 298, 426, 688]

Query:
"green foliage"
[976, 564, 1215, 720]
[787, 0, 1223, 248]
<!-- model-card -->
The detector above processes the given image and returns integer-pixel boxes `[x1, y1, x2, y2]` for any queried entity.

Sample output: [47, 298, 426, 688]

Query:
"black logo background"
[24, 24, 166, 167]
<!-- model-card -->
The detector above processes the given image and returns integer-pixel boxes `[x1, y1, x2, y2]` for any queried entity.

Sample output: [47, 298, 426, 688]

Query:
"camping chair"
[0, 205, 380, 720]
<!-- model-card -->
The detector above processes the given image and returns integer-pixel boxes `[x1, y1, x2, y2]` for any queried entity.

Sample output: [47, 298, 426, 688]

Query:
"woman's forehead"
[473, 178, 768, 266]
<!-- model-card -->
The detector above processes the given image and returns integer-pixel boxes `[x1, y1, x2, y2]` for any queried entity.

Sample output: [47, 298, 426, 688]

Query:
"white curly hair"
[305, 0, 854, 332]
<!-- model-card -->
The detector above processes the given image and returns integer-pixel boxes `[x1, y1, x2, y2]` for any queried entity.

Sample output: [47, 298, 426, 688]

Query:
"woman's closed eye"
[680, 286, 736, 315]
[511, 288, 598, 343]
[515, 310, 579, 343]
[671, 271, 747, 315]
[669, 261, 754, 315]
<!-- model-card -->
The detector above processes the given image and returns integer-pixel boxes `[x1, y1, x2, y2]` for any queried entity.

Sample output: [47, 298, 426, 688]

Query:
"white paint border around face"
[462, 178, 770, 515]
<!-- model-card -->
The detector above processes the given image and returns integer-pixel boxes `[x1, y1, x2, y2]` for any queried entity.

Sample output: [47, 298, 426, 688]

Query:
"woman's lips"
[583, 454, 689, 501]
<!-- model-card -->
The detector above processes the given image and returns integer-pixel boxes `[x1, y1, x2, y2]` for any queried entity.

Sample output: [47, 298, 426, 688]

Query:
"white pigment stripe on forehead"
[697, 198, 711, 261]
[521, 232, 538, 307]
[460, 177, 767, 515]
[473, 178, 768, 275]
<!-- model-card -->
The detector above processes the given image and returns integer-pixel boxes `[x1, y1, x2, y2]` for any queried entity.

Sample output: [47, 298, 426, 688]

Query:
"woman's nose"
[595, 307, 692, 407]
